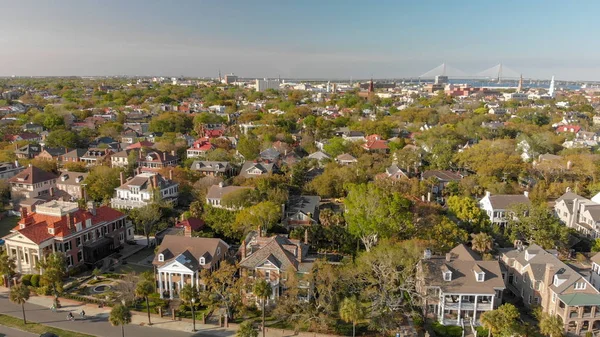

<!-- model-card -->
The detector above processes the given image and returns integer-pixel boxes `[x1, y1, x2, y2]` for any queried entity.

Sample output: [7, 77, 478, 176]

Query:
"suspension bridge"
[419, 63, 522, 81]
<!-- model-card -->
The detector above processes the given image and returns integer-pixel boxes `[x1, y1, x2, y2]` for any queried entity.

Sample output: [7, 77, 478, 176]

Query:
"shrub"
[432, 322, 462, 337]
[476, 326, 489, 337]
[35, 285, 52, 296]
[21, 274, 32, 286]
[30, 274, 40, 287]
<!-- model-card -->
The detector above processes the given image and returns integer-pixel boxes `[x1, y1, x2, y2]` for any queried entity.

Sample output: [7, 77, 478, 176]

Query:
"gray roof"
[240, 234, 309, 272]
[239, 161, 277, 178]
[487, 194, 531, 209]
[153, 235, 229, 271]
[260, 148, 281, 161]
[206, 184, 252, 200]
[57, 171, 89, 186]
[308, 151, 331, 160]
[286, 195, 320, 216]
[191, 161, 231, 173]
[116, 172, 176, 192]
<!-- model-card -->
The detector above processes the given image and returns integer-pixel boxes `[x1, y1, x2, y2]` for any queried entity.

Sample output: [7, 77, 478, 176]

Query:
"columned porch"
[157, 270, 201, 299]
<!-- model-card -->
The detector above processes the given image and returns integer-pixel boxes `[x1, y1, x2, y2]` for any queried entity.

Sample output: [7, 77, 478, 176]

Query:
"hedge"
[431, 322, 463, 337]
[21, 274, 33, 286]
[30, 274, 40, 287]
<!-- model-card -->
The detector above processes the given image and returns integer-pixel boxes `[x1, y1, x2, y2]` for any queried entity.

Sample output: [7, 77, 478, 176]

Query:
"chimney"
[163, 152, 166, 161]
[281, 203, 286, 221]
[485, 191, 491, 198]
[65, 147, 68, 155]
[49, 187, 54, 197]
[20, 207, 27, 219]
[153, 174, 158, 188]
[445, 253, 453, 262]
[119, 171, 124, 185]
[298, 244, 304, 263]
[139, 149, 143, 159]
[184, 224, 192, 237]
[304, 228, 309, 245]
[241, 240, 247, 259]
[67, 213, 73, 230]
[171, 150, 175, 157]
[87, 201, 96, 216]
[543, 264, 556, 302]
[169, 169, 173, 181]
[524, 191, 529, 198]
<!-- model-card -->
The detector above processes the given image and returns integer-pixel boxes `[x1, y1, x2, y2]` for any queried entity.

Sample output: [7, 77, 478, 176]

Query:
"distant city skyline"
[2, 0, 600, 80]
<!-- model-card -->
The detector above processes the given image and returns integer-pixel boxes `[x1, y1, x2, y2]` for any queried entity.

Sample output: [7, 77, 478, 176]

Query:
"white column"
[196, 271, 199, 289]
[473, 295, 478, 323]
[158, 271, 163, 298]
[15, 248, 22, 273]
[163, 272, 168, 298]
[168, 273, 173, 299]
[457, 295, 462, 325]
[180, 273, 184, 291]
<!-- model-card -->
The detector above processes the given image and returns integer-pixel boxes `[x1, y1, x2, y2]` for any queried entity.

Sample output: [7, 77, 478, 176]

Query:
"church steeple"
[517, 74, 523, 93]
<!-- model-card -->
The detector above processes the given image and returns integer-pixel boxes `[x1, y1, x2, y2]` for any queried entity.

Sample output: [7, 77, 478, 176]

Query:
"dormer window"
[199, 257, 205, 265]
[48, 228, 54, 235]
[19, 223, 25, 229]
[443, 271, 452, 281]
[158, 254, 164, 262]
[216, 247, 221, 256]
[476, 272, 485, 282]
[575, 282, 587, 290]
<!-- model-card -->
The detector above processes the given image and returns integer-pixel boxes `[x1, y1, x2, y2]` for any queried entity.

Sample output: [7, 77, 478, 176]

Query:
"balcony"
[110, 199, 149, 209]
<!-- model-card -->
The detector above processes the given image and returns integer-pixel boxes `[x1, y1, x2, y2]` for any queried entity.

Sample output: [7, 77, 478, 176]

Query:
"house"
[155, 216, 205, 244]
[260, 148, 282, 162]
[554, 191, 600, 238]
[89, 136, 120, 150]
[137, 149, 178, 171]
[126, 141, 155, 150]
[336, 153, 358, 165]
[376, 164, 409, 181]
[62, 148, 88, 163]
[479, 191, 531, 227]
[488, 108, 507, 115]
[422, 170, 463, 202]
[307, 151, 331, 165]
[6, 132, 42, 143]
[417, 244, 505, 326]
[2, 200, 130, 273]
[556, 125, 582, 134]
[8, 165, 58, 199]
[205, 183, 252, 209]
[22, 123, 43, 134]
[238, 160, 279, 179]
[80, 148, 113, 166]
[190, 161, 235, 177]
[55, 171, 89, 200]
[500, 243, 600, 336]
[120, 128, 141, 144]
[110, 171, 179, 210]
[36, 147, 71, 161]
[15, 144, 42, 159]
[110, 149, 135, 168]
[589, 253, 600, 291]
[283, 195, 320, 227]
[186, 137, 214, 158]
[0, 162, 24, 180]
[153, 235, 229, 299]
[239, 230, 313, 303]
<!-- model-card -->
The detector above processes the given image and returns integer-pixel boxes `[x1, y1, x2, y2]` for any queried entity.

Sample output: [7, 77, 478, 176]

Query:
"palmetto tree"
[539, 313, 564, 337]
[253, 279, 272, 337]
[135, 279, 154, 326]
[9, 284, 30, 324]
[109, 304, 132, 337]
[339, 296, 365, 337]
[0, 252, 16, 287]
[471, 232, 493, 254]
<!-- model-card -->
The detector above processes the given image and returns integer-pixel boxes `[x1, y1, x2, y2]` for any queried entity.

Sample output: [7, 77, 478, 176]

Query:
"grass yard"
[0, 313, 95, 337]
[0, 216, 19, 237]
[113, 263, 152, 274]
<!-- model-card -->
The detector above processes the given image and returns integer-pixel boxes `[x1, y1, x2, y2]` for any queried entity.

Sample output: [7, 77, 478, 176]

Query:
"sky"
[1, 0, 600, 80]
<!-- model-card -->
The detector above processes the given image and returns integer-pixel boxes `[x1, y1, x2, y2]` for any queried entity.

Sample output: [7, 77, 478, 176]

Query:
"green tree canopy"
[84, 166, 121, 202]
[9, 284, 30, 324]
[234, 201, 280, 235]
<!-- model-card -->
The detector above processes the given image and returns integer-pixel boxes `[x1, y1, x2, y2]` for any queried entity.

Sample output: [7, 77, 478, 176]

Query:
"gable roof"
[239, 234, 307, 272]
[422, 170, 463, 182]
[483, 193, 531, 209]
[8, 165, 58, 184]
[153, 235, 229, 270]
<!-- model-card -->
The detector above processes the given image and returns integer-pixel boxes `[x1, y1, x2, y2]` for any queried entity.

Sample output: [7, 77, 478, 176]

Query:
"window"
[552, 293, 556, 303]
[265, 270, 271, 280]
[528, 295, 532, 304]
[67, 255, 73, 267]
[575, 282, 587, 290]
[76, 237, 81, 247]
[199, 257, 205, 265]
[64, 241, 72, 251]
[48, 228, 54, 235]
[535, 297, 541, 305]
[77, 251, 83, 263]
[158, 254, 164, 262]
[476, 272, 484, 282]
[443, 271, 452, 281]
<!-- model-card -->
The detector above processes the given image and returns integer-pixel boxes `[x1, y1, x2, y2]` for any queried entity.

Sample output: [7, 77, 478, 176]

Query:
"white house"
[554, 190, 600, 238]
[111, 172, 179, 209]
[479, 191, 530, 227]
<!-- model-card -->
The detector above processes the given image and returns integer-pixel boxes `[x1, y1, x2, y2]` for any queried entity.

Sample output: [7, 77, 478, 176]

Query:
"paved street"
[0, 293, 235, 337]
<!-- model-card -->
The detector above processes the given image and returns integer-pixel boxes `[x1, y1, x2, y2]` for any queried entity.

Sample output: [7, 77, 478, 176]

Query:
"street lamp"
[191, 298, 196, 332]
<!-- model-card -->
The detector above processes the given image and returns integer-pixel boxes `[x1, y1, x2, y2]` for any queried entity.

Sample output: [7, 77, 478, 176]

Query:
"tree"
[9, 284, 30, 324]
[234, 201, 280, 235]
[38, 252, 66, 297]
[480, 303, 520, 337]
[237, 321, 258, 337]
[593, 238, 600, 253]
[344, 183, 412, 251]
[425, 217, 469, 253]
[507, 203, 569, 250]
[339, 296, 365, 337]
[539, 313, 563, 337]
[84, 166, 121, 202]
[471, 232, 494, 254]
[0, 252, 16, 287]
[128, 204, 162, 247]
[447, 196, 488, 230]
[253, 279, 272, 337]
[45, 129, 79, 148]
[237, 135, 260, 160]
[323, 137, 348, 157]
[135, 279, 155, 326]
[201, 261, 243, 319]
[109, 304, 132, 337]
[179, 284, 199, 316]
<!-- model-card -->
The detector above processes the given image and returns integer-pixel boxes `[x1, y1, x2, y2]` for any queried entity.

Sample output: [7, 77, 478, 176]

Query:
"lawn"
[113, 263, 152, 274]
[0, 313, 95, 337]
[0, 216, 19, 237]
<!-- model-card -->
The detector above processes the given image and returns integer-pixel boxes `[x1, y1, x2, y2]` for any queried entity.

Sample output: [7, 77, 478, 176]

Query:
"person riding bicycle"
[80, 309, 86, 318]
[67, 312, 74, 321]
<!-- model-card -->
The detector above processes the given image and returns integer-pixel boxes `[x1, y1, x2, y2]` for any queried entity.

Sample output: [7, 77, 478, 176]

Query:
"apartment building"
[554, 190, 600, 238]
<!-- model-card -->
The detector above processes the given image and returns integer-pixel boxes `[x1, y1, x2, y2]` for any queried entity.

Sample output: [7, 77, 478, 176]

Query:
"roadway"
[0, 293, 234, 337]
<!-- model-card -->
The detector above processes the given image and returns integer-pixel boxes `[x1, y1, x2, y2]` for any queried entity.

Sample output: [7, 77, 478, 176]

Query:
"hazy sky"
[1, 0, 600, 80]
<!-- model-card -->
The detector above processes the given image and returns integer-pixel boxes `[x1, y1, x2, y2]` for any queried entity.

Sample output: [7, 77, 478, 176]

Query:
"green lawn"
[0, 313, 95, 337]
[0, 216, 19, 237]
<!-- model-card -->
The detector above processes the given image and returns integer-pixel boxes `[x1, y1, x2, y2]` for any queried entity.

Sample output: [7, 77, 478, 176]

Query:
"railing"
[110, 199, 149, 208]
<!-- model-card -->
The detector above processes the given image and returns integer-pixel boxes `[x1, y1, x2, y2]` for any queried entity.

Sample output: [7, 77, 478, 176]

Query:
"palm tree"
[471, 232, 493, 254]
[109, 304, 132, 337]
[253, 279, 272, 337]
[540, 313, 564, 337]
[480, 310, 499, 337]
[9, 284, 30, 324]
[237, 320, 258, 337]
[135, 279, 154, 326]
[339, 296, 365, 337]
[0, 253, 16, 287]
